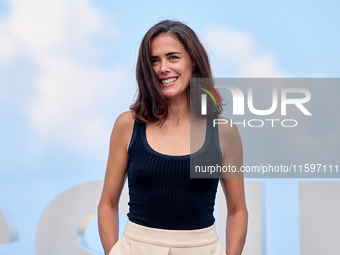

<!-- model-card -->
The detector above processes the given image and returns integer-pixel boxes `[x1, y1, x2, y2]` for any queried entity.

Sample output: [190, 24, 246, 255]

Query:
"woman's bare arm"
[218, 117, 248, 255]
[97, 111, 134, 255]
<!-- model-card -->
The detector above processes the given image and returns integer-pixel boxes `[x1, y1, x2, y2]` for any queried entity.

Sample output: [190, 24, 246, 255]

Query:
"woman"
[98, 20, 248, 255]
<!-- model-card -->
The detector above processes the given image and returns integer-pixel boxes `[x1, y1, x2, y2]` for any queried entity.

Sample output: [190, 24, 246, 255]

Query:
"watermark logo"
[190, 78, 339, 179]
[197, 82, 222, 115]
[195, 79, 312, 128]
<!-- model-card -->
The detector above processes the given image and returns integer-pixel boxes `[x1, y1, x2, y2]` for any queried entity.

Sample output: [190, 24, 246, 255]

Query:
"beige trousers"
[109, 219, 226, 255]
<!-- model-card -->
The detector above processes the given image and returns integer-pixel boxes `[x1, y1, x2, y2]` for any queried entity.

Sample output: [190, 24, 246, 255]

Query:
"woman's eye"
[151, 59, 159, 64]
[169, 56, 179, 61]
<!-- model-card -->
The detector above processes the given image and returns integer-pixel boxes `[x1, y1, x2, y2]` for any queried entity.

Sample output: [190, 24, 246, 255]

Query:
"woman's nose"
[160, 60, 170, 73]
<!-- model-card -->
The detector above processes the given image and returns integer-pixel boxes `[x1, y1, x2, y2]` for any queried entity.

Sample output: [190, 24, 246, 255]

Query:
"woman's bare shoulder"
[114, 110, 135, 128]
[216, 115, 240, 136]
[110, 111, 135, 144]
[216, 115, 242, 157]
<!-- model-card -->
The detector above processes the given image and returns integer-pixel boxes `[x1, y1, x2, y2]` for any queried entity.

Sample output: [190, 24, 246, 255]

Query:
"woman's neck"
[165, 97, 190, 126]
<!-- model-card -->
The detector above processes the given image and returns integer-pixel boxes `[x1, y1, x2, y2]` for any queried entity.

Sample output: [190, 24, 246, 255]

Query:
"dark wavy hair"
[130, 20, 222, 123]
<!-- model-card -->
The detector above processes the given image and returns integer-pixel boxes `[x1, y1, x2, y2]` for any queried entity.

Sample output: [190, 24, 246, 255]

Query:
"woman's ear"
[191, 62, 196, 77]
[192, 61, 196, 74]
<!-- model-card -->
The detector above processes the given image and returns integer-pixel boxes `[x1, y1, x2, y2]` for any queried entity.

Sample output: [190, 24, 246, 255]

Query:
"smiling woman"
[131, 19, 220, 123]
[97, 20, 248, 255]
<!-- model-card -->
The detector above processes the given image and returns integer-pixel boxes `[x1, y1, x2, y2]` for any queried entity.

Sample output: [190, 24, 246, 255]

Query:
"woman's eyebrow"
[150, 52, 181, 58]
[166, 52, 181, 56]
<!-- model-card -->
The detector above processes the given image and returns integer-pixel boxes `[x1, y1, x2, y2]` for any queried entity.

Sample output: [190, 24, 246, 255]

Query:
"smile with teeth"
[161, 77, 178, 84]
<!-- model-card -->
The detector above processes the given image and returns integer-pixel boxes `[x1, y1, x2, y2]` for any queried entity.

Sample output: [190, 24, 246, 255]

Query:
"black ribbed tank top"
[126, 116, 222, 230]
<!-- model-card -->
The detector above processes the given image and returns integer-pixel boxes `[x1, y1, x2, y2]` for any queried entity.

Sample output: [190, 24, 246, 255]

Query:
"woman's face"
[150, 33, 193, 100]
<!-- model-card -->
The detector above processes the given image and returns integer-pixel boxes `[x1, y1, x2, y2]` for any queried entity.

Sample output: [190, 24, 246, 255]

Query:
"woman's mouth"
[160, 77, 178, 85]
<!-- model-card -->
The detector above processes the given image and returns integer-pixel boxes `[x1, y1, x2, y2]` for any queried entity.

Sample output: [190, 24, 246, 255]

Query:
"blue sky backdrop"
[0, 0, 339, 254]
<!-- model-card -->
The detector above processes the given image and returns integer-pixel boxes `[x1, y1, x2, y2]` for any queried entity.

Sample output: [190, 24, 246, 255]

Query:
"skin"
[98, 33, 248, 255]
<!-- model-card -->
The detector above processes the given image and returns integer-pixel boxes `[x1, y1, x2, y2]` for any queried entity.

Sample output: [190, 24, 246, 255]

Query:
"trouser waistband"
[123, 219, 218, 248]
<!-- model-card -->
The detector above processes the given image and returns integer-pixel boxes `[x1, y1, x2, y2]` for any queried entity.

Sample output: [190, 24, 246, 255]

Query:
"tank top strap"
[128, 120, 141, 154]
[208, 113, 222, 161]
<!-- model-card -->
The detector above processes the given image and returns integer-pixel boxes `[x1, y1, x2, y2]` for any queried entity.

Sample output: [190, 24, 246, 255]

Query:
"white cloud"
[27, 56, 128, 152]
[239, 54, 285, 77]
[203, 26, 287, 77]
[8, 0, 101, 55]
[1, 0, 129, 154]
[0, 20, 18, 68]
